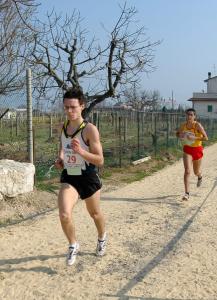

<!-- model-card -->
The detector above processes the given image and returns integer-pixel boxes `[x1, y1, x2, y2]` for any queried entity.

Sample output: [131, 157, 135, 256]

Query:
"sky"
[37, 0, 217, 108]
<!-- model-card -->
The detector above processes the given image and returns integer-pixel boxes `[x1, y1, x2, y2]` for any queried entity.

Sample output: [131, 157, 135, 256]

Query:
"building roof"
[188, 97, 217, 102]
[204, 75, 217, 82]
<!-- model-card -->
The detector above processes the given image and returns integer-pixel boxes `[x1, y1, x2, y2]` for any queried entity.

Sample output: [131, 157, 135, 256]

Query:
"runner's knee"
[59, 212, 71, 223]
[194, 170, 200, 176]
[89, 210, 101, 220]
[184, 169, 191, 176]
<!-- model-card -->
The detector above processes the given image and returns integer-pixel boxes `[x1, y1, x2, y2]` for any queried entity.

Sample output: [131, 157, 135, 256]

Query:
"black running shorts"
[60, 169, 102, 199]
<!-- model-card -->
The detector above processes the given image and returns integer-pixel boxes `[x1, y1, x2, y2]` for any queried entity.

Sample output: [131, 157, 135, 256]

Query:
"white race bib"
[63, 147, 85, 175]
[180, 131, 195, 146]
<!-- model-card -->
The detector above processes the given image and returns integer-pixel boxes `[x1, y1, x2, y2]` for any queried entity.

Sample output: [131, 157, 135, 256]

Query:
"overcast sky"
[37, 0, 217, 107]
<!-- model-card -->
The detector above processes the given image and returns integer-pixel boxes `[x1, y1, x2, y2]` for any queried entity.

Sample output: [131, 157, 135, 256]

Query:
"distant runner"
[177, 108, 208, 200]
[55, 88, 106, 265]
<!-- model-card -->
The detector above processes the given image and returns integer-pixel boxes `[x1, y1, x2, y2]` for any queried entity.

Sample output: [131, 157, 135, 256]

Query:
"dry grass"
[0, 149, 180, 226]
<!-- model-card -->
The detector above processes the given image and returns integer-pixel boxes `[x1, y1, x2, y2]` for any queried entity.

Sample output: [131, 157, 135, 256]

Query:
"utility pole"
[26, 68, 33, 164]
[171, 90, 174, 110]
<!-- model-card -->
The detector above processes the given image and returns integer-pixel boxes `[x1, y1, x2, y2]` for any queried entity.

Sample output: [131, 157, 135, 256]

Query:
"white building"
[188, 72, 217, 118]
[1, 109, 16, 119]
[0, 108, 27, 119]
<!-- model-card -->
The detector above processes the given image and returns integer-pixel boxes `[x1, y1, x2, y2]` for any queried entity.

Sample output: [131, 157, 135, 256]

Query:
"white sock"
[99, 232, 106, 241]
[69, 242, 77, 248]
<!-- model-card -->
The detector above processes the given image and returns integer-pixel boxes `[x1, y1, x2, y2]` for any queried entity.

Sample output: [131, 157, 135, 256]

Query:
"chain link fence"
[1, 75, 217, 184]
[31, 108, 217, 182]
[0, 88, 28, 162]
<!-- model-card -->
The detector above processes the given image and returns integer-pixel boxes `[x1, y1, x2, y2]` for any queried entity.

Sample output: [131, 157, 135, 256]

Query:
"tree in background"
[0, 0, 37, 95]
[123, 87, 162, 111]
[26, 3, 161, 116]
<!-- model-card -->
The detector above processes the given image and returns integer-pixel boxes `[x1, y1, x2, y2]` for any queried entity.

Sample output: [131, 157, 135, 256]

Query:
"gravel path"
[0, 144, 217, 300]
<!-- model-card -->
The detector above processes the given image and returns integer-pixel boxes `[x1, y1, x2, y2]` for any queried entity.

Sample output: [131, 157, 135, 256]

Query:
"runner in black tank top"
[55, 88, 107, 265]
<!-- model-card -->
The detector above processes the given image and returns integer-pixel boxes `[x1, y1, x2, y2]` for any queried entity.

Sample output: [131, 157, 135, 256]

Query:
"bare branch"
[0, 1, 37, 94]
[28, 3, 161, 114]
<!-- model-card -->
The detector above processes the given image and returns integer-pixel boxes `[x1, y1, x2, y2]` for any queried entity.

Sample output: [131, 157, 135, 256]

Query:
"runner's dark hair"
[63, 88, 86, 105]
[186, 108, 196, 114]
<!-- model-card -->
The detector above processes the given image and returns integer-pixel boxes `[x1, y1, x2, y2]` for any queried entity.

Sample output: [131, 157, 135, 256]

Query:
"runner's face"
[63, 98, 84, 120]
[186, 111, 195, 122]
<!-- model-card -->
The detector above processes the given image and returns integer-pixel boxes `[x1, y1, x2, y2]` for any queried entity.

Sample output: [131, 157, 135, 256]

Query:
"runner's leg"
[58, 183, 78, 244]
[193, 158, 202, 177]
[183, 152, 192, 193]
[85, 190, 105, 239]
[193, 158, 203, 187]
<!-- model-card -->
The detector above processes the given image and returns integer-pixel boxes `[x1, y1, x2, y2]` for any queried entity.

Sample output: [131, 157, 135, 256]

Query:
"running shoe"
[96, 233, 107, 256]
[182, 193, 190, 201]
[197, 176, 202, 187]
[66, 242, 79, 266]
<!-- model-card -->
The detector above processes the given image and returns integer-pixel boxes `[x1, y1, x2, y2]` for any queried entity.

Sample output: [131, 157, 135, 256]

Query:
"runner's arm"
[196, 122, 208, 141]
[176, 123, 185, 138]
[55, 124, 64, 169]
[72, 124, 104, 167]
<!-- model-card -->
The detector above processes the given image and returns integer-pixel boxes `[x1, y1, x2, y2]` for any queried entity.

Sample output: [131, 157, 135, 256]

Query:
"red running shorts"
[183, 145, 203, 161]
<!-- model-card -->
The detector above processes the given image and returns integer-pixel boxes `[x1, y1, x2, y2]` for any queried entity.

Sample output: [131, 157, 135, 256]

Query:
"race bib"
[63, 147, 84, 175]
[180, 131, 195, 146]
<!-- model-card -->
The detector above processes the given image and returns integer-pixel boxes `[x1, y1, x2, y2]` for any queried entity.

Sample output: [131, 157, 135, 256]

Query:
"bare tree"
[0, 0, 37, 95]
[27, 3, 161, 115]
[123, 87, 162, 111]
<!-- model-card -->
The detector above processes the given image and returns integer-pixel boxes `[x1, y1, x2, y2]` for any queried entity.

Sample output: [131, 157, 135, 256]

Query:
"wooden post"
[49, 114, 53, 139]
[119, 116, 122, 167]
[137, 111, 140, 158]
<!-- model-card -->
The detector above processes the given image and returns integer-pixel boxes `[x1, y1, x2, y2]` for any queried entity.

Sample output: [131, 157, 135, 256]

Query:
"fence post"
[10, 118, 13, 138]
[118, 116, 122, 167]
[166, 113, 169, 148]
[176, 114, 180, 146]
[137, 111, 140, 158]
[93, 112, 98, 126]
[26, 68, 34, 164]
[154, 114, 157, 156]
[16, 115, 19, 136]
[123, 115, 127, 143]
[97, 112, 100, 130]
[49, 114, 53, 139]
[141, 112, 144, 153]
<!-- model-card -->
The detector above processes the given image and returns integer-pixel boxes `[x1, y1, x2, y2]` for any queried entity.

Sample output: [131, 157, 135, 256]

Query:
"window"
[208, 105, 213, 112]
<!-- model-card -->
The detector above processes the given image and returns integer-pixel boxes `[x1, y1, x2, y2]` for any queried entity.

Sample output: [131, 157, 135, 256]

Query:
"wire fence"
[0, 89, 28, 162]
[1, 72, 217, 183]
[27, 109, 217, 182]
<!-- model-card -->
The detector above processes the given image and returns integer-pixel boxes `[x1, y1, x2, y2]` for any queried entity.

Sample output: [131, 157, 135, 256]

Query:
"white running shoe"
[66, 243, 79, 266]
[182, 193, 190, 201]
[96, 233, 107, 256]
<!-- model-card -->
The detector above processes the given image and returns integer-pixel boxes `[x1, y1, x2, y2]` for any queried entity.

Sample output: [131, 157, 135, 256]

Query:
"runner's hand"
[71, 138, 83, 155]
[54, 158, 64, 169]
[178, 132, 185, 139]
[186, 134, 196, 141]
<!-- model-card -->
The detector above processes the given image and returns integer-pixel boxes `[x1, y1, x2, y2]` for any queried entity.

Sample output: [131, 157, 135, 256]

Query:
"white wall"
[193, 101, 217, 118]
[207, 77, 217, 93]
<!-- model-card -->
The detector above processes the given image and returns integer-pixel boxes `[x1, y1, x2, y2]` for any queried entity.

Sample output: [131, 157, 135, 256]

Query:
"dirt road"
[0, 144, 217, 300]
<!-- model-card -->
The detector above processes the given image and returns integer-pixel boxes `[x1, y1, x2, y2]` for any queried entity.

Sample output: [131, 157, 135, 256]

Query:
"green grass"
[35, 182, 59, 193]
[121, 170, 148, 183]
[1, 114, 217, 191]
[100, 168, 113, 179]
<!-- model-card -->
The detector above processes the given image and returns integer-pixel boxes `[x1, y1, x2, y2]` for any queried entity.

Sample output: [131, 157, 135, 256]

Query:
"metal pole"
[154, 114, 157, 156]
[137, 111, 140, 158]
[26, 68, 33, 163]
[119, 116, 122, 167]
[166, 113, 169, 148]
[49, 114, 53, 139]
